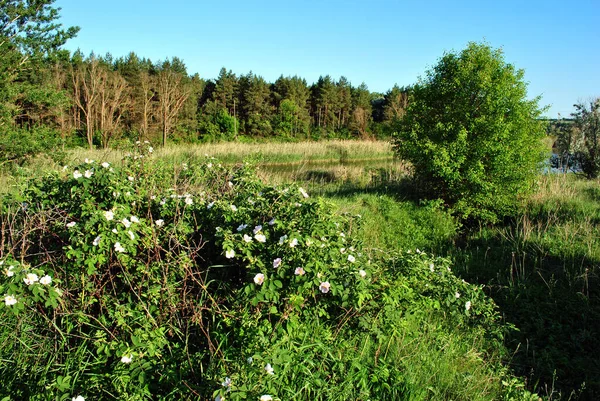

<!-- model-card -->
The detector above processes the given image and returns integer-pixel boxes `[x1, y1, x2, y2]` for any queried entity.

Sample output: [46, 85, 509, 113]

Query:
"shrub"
[0, 126, 64, 167]
[392, 42, 548, 223]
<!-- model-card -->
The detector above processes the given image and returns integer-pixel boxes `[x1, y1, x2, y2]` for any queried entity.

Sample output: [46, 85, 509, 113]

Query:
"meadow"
[1, 139, 598, 400]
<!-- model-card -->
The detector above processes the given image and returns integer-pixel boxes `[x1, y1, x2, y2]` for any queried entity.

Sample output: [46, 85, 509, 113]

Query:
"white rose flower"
[93, 235, 101, 246]
[40, 275, 52, 285]
[84, 170, 93, 178]
[114, 242, 125, 253]
[104, 210, 114, 221]
[264, 363, 274, 375]
[4, 265, 15, 277]
[101, 162, 110, 168]
[120, 354, 133, 363]
[319, 281, 331, 293]
[66, 221, 77, 228]
[255, 233, 266, 243]
[73, 170, 82, 179]
[253, 273, 265, 285]
[225, 250, 235, 259]
[359, 269, 367, 278]
[294, 267, 305, 276]
[155, 219, 164, 227]
[4, 295, 17, 306]
[221, 376, 232, 389]
[24, 273, 39, 285]
[347, 255, 356, 263]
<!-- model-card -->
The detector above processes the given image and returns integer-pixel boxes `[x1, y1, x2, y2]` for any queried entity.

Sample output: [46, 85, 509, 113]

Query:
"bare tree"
[156, 69, 190, 146]
[97, 68, 129, 148]
[138, 71, 155, 141]
[72, 57, 101, 149]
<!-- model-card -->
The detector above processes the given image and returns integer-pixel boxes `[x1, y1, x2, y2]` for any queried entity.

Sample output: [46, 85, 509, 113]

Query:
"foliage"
[0, 125, 64, 167]
[447, 174, 600, 400]
[0, 0, 78, 124]
[392, 42, 548, 223]
[0, 147, 534, 400]
[571, 98, 600, 178]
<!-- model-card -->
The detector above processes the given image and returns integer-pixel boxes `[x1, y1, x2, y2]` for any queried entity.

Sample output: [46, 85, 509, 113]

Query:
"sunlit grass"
[69, 139, 394, 165]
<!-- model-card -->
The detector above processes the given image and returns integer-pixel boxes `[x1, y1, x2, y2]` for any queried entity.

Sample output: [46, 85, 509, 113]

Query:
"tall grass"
[67, 139, 394, 165]
[447, 174, 600, 400]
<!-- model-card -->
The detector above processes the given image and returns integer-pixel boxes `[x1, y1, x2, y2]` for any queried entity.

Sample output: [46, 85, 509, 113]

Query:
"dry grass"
[68, 140, 394, 165]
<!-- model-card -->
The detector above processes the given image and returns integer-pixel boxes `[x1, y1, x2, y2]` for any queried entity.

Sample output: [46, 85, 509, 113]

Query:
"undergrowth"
[0, 145, 537, 400]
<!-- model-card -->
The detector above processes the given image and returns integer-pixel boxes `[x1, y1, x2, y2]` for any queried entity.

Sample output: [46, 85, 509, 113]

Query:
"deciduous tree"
[393, 42, 547, 222]
[572, 98, 600, 178]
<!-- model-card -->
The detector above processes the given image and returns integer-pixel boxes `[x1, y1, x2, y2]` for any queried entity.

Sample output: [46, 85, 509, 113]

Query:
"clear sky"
[54, 0, 599, 118]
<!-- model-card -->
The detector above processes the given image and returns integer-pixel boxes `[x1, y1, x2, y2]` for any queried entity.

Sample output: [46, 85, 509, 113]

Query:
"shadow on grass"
[448, 228, 600, 401]
[315, 175, 425, 203]
[291, 171, 600, 400]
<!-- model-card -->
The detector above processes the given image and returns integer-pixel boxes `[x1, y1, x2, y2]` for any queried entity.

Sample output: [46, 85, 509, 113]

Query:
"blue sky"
[54, 0, 599, 118]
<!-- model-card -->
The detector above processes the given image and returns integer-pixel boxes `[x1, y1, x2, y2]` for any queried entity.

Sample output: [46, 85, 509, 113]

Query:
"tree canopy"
[393, 42, 548, 222]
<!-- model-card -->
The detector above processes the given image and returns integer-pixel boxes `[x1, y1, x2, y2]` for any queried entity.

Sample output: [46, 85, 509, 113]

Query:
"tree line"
[4, 49, 411, 151]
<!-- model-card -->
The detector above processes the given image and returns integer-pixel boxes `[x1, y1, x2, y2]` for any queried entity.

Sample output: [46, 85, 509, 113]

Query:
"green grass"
[251, 156, 600, 400]
[0, 149, 538, 401]
[6, 140, 597, 399]
[64, 139, 394, 165]
[445, 175, 600, 400]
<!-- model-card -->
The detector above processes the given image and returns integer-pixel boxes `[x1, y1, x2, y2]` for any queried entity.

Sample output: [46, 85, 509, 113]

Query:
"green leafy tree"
[239, 72, 273, 136]
[0, 0, 78, 125]
[349, 82, 373, 139]
[213, 67, 238, 116]
[393, 42, 547, 222]
[0, 0, 78, 164]
[272, 75, 311, 137]
[311, 75, 338, 130]
[572, 98, 600, 178]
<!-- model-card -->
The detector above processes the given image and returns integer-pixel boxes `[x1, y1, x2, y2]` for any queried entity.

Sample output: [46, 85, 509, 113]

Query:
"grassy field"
[2, 140, 598, 399]
[72, 139, 395, 164]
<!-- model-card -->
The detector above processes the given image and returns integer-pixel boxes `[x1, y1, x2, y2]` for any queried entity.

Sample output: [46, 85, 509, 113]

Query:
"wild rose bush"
[0, 148, 528, 400]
